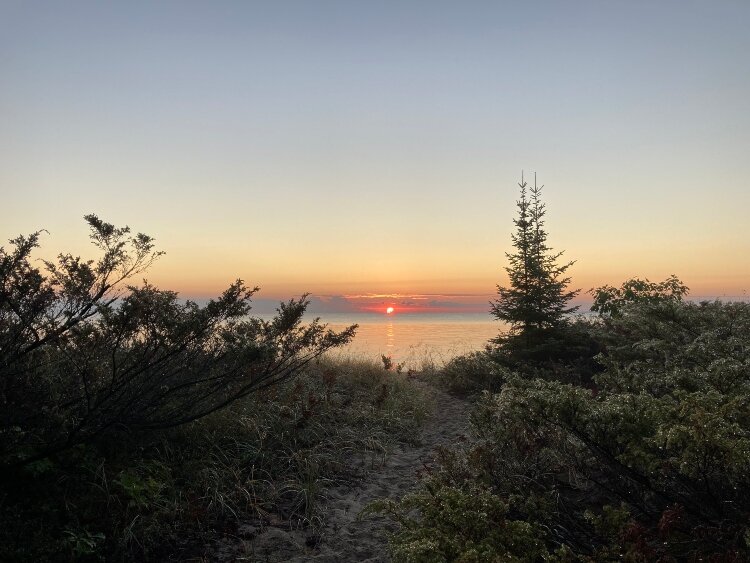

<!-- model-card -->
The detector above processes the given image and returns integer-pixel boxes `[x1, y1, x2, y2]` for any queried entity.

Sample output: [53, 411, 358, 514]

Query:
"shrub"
[436, 352, 509, 395]
[369, 478, 549, 562]
[0, 215, 369, 561]
[0, 215, 355, 471]
[379, 295, 750, 561]
[589, 275, 689, 318]
[489, 318, 604, 386]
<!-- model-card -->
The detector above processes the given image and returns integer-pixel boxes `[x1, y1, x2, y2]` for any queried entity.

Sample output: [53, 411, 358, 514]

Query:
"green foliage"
[491, 174, 579, 335]
[114, 463, 169, 510]
[0, 358, 430, 561]
[436, 351, 510, 395]
[489, 319, 604, 384]
[488, 175, 587, 376]
[369, 480, 548, 562]
[63, 529, 106, 560]
[590, 274, 689, 317]
[381, 281, 750, 561]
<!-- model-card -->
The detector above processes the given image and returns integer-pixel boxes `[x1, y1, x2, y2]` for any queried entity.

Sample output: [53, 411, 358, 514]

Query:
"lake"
[315, 313, 503, 368]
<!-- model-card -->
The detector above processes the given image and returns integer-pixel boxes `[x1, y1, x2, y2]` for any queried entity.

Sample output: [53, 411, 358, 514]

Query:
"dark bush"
[489, 318, 604, 386]
[0, 216, 355, 472]
[0, 215, 363, 560]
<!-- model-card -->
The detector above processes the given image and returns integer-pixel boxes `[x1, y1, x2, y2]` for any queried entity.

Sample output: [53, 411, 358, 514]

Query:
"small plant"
[381, 354, 394, 371]
[63, 529, 106, 559]
[115, 464, 166, 510]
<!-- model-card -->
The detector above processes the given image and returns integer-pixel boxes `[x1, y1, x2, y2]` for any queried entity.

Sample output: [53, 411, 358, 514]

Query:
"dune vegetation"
[2, 185, 748, 562]
[379, 288, 750, 562]
[375, 178, 750, 562]
[0, 217, 429, 561]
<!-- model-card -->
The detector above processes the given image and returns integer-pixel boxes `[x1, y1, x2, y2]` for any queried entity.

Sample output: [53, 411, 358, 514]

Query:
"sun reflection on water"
[323, 315, 502, 369]
[385, 321, 395, 349]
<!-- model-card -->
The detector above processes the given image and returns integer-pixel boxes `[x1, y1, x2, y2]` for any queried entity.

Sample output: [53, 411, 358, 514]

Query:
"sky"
[1, 1, 749, 315]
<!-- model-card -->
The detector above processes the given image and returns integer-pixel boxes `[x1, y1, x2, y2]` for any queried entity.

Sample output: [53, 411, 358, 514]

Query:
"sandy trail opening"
[213, 383, 469, 562]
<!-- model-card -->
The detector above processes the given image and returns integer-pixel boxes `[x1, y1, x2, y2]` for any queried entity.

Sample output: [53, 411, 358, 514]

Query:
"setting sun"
[386, 307, 395, 315]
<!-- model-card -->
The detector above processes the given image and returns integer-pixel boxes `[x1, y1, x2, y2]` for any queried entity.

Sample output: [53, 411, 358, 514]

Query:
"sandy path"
[215, 384, 469, 562]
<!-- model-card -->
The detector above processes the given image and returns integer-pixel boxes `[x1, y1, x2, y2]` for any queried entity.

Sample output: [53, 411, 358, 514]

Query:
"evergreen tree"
[491, 174, 579, 336]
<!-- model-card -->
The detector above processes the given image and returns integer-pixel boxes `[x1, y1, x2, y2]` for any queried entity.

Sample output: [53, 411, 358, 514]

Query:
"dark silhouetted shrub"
[0, 215, 355, 470]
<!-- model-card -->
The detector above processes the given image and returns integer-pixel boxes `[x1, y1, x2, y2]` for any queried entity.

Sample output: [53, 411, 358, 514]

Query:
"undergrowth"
[374, 296, 750, 562]
[0, 357, 430, 562]
[432, 351, 509, 396]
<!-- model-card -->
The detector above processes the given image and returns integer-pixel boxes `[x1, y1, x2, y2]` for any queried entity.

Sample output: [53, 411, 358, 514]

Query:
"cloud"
[303, 293, 494, 314]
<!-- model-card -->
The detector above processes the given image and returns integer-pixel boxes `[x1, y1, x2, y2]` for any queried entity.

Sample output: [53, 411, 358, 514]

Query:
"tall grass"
[0, 357, 431, 562]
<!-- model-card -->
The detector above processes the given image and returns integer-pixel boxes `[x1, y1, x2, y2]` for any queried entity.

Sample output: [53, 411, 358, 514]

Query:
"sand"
[209, 383, 469, 562]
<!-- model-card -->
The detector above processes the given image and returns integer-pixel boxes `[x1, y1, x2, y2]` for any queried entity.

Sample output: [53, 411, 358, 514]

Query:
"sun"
[386, 307, 395, 315]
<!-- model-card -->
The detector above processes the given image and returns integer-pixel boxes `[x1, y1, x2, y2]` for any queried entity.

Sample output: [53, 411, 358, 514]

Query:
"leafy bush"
[369, 476, 549, 562]
[0, 215, 355, 470]
[589, 274, 689, 318]
[379, 286, 750, 561]
[436, 352, 509, 395]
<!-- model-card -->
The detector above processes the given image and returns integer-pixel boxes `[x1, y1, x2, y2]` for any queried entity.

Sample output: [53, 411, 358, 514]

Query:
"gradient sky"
[2, 1, 749, 314]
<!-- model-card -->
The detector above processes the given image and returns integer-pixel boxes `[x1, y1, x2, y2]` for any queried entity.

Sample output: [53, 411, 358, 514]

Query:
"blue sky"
[2, 1, 749, 312]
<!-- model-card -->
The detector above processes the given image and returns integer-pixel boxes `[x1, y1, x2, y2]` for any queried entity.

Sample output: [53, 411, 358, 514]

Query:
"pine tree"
[491, 173, 579, 337]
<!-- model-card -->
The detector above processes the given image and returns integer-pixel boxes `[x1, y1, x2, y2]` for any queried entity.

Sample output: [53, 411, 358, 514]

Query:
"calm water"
[316, 313, 503, 368]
